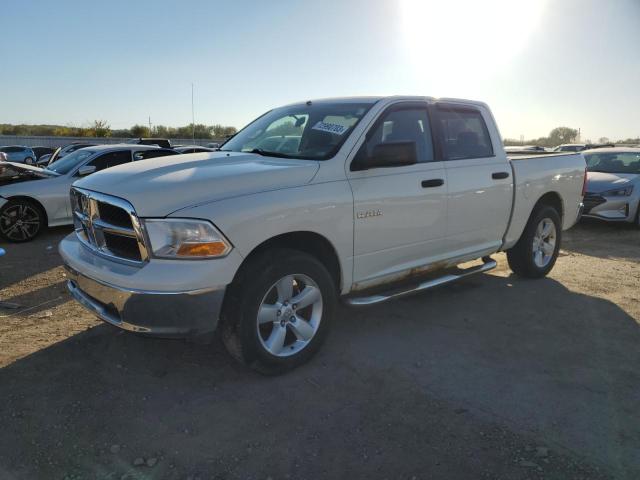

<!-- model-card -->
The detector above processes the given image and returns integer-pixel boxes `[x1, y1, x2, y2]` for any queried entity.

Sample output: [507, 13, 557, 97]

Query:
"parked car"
[173, 145, 217, 154]
[206, 142, 221, 149]
[55, 143, 98, 161]
[582, 147, 640, 225]
[553, 144, 587, 152]
[36, 147, 62, 167]
[585, 143, 615, 150]
[60, 96, 585, 373]
[126, 138, 172, 148]
[31, 146, 56, 161]
[504, 145, 547, 153]
[0, 145, 180, 242]
[0, 146, 37, 165]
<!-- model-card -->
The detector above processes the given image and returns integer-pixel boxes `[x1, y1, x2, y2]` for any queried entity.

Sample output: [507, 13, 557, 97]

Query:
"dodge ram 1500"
[60, 96, 586, 373]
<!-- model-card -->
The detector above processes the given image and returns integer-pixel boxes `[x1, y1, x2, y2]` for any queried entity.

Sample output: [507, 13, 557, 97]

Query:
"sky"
[1, 0, 639, 141]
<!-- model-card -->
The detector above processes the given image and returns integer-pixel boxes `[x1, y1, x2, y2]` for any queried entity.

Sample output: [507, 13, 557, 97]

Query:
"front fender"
[171, 181, 355, 295]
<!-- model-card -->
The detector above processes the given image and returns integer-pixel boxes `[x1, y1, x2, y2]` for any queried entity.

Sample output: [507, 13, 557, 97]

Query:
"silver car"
[0, 146, 37, 165]
[0, 144, 180, 242]
[582, 147, 640, 225]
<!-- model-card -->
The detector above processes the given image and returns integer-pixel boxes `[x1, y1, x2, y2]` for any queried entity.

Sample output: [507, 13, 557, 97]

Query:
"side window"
[434, 106, 494, 160]
[356, 107, 434, 166]
[86, 151, 132, 172]
[133, 149, 179, 161]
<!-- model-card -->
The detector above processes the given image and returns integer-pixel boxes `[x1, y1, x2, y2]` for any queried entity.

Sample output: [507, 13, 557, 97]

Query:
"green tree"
[89, 120, 111, 137]
[130, 124, 150, 137]
[547, 127, 578, 146]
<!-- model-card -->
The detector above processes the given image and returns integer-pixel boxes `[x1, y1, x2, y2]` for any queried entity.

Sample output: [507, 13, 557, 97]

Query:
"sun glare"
[399, 0, 547, 94]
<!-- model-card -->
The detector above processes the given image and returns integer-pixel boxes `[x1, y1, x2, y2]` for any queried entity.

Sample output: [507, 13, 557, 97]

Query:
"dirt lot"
[0, 221, 638, 480]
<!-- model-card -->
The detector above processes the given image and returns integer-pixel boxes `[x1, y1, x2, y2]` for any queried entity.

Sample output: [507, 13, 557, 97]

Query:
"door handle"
[421, 179, 444, 188]
[492, 172, 510, 180]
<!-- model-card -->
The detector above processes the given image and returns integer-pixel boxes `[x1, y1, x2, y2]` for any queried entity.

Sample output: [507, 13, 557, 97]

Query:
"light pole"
[191, 83, 195, 142]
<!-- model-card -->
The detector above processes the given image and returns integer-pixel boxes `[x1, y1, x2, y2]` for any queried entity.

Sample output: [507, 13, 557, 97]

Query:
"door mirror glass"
[77, 165, 96, 177]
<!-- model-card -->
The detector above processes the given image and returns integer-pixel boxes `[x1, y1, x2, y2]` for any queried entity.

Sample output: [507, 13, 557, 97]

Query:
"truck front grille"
[71, 187, 149, 265]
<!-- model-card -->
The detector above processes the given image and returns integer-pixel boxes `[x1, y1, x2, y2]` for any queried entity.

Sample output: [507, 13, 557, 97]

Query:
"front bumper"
[582, 193, 638, 222]
[65, 264, 226, 337]
[59, 232, 240, 338]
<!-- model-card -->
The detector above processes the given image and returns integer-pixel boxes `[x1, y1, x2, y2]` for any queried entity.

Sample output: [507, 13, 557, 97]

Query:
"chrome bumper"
[65, 265, 226, 338]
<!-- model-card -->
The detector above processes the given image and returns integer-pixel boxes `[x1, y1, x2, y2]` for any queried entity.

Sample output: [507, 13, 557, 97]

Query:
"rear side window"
[434, 106, 494, 160]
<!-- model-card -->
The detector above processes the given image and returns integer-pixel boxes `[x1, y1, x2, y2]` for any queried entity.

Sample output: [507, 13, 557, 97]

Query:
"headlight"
[602, 185, 633, 197]
[143, 218, 232, 259]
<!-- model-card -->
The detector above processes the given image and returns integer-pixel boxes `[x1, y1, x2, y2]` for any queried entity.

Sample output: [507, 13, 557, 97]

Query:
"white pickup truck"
[60, 96, 586, 373]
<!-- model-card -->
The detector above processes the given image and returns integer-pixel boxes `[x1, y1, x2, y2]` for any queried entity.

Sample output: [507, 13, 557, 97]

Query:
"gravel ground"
[0, 221, 638, 480]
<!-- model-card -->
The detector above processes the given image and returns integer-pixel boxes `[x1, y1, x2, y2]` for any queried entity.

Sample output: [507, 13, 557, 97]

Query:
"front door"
[347, 103, 449, 287]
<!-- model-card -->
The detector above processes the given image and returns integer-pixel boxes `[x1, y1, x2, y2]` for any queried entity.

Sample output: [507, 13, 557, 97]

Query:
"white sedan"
[0, 144, 179, 242]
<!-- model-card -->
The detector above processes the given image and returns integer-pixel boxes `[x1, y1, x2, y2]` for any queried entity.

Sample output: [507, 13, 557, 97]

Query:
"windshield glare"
[585, 152, 640, 174]
[221, 102, 373, 160]
[46, 149, 95, 175]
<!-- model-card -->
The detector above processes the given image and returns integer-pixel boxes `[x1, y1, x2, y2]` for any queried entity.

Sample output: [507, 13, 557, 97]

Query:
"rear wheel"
[0, 199, 45, 242]
[221, 248, 336, 375]
[507, 205, 561, 278]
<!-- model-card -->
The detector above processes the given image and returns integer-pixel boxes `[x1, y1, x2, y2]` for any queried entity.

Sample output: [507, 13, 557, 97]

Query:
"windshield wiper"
[249, 148, 298, 159]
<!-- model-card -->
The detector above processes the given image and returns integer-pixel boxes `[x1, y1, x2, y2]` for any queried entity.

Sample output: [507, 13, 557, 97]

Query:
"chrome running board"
[345, 257, 497, 306]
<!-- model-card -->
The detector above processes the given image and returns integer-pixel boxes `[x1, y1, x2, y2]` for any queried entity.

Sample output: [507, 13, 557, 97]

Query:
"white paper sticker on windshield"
[312, 121, 349, 135]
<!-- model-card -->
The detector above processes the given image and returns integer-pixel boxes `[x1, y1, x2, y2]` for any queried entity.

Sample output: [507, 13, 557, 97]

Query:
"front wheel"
[0, 199, 45, 242]
[24, 157, 34, 165]
[221, 248, 336, 375]
[507, 205, 561, 278]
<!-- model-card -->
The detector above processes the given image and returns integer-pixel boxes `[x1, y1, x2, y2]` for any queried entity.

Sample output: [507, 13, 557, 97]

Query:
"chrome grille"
[71, 187, 149, 265]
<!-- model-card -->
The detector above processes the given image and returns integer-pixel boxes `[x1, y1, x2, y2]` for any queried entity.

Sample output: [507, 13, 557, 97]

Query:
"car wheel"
[0, 199, 45, 242]
[24, 157, 34, 165]
[221, 248, 336, 375]
[507, 205, 562, 278]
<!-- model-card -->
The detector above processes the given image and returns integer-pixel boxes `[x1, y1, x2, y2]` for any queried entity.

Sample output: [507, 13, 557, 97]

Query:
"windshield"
[46, 149, 96, 175]
[221, 102, 374, 160]
[585, 152, 640, 174]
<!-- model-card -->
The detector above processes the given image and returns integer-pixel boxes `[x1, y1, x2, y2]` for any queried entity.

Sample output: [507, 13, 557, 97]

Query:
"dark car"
[126, 138, 172, 148]
[31, 146, 56, 160]
[58, 142, 98, 159]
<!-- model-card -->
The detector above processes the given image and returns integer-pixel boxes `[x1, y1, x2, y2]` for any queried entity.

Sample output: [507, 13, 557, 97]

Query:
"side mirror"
[353, 141, 417, 171]
[77, 165, 97, 177]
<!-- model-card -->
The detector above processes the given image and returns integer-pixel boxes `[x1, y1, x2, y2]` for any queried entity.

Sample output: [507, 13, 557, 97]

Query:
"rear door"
[431, 103, 512, 257]
[348, 102, 449, 285]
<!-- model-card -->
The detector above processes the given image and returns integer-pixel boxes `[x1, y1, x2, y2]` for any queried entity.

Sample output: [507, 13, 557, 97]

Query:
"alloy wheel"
[0, 203, 41, 241]
[256, 273, 323, 357]
[532, 217, 556, 268]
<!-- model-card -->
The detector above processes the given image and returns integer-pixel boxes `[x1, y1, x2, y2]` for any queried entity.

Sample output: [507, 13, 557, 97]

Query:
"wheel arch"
[236, 231, 343, 293]
[534, 191, 564, 221]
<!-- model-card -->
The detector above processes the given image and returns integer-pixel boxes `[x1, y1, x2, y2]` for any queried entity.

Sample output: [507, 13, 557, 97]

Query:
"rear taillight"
[581, 167, 588, 197]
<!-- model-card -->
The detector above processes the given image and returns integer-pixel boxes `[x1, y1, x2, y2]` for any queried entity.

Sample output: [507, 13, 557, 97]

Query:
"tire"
[0, 199, 45, 242]
[221, 248, 336, 375]
[24, 157, 34, 165]
[507, 205, 561, 278]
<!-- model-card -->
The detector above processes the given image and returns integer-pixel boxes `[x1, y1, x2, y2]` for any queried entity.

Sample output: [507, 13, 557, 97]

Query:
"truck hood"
[0, 161, 58, 187]
[74, 151, 320, 216]
[586, 171, 638, 193]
